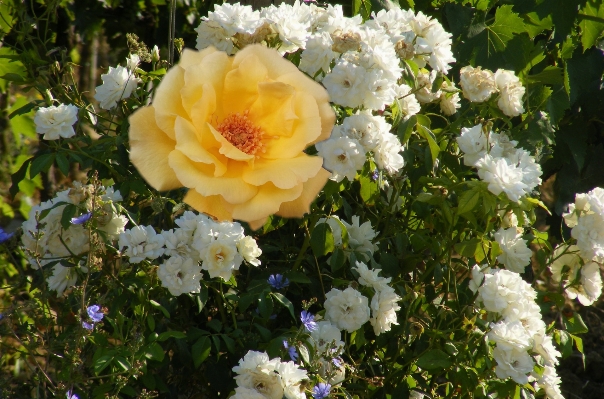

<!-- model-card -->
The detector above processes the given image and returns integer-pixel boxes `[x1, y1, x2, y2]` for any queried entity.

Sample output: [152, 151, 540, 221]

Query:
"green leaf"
[9, 157, 32, 198]
[563, 313, 589, 334]
[192, 336, 212, 368]
[60, 204, 78, 230]
[330, 247, 347, 272]
[416, 125, 439, 166]
[114, 356, 131, 371]
[221, 334, 236, 353]
[397, 115, 416, 145]
[93, 355, 114, 375]
[157, 330, 186, 341]
[527, 66, 563, 85]
[56, 153, 70, 176]
[454, 238, 481, 258]
[30, 153, 55, 178]
[285, 272, 311, 284]
[457, 187, 481, 215]
[271, 292, 295, 320]
[149, 300, 170, 318]
[310, 222, 335, 257]
[579, 1, 604, 51]
[416, 349, 453, 370]
[145, 342, 165, 362]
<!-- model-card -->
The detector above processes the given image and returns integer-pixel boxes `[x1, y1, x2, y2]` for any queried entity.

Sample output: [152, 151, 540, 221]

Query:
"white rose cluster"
[118, 211, 262, 295]
[470, 266, 563, 398]
[563, 187, 604, 263]
[456, 124, 542, 202]
[317, 112, 406, 179]
[494, 227, 532, 273]
[195, 2, 455, 113]
[322, 261, 400, 336]
[315, 215, 379, 261]
[21, 183, 127, 295]
[549, 245, 602, 306]
[231, 350, 308, 399]
[459, 66, 525, 117]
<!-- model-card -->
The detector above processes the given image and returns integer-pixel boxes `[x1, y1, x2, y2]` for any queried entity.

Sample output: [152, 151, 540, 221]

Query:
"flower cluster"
[21, 183, 127, 295]
[456, 124, 542, 202]
[231, 350, 308, 399]
[549, 245, 602, 306]
[563, 187, 604, 263]
[470, 266, 563, 398]
[460, 66, 525, 117]
[317, 111, 405, 179]
[118, 211, 262, 295]
[82, 304, 105, 330]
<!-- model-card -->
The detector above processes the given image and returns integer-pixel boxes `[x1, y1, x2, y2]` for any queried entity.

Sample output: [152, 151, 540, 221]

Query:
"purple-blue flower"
[300, 310, 317, 332]
[371, 169, 379, 182]
[0, 228, 14, 244]
[332, 357, 342, 368]
[87, 305, 104, 322]
[268, 274, 290, 290]
[283, 340, 299, 361]
[312, 382, 331, 399]
[71, 212, 92, 225]
[66, 390, 79, 399]
[82, 321, 94, 330]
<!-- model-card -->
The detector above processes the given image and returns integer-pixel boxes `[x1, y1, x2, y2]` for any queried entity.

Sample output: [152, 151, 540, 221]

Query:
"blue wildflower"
[81, 321, 94, 330]
[66, 390, 79, 399]
[283, 340, 299, 361]
[300, 310, 317, 332]
[268, 274, 290, 290]
[312, 382, 331, 399]
[87, 305, 104, 323]
[371, 169, 379, 182]
[0, 228, 14, 244]
[71, 212, 92, 225]
[332, 357, 342, 368]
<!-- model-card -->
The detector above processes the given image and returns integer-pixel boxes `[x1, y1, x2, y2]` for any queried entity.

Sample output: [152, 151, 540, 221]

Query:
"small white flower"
[369, 286, 401, 335]
[438, 80, 461, 116]
[162, 228, 196, 260]
[353, 261, 391, 291]
[199, 239, 243, 281]
[494, 227, 532, 273]
[476, 154, 528, 202]
[459, 65, 497, 103]
[157, 256, 203, 296]
[118, 225, 165, 263]
[336, 112, 390, 151]
[487, 320, 532, 352]
[34, 104, 78, 140]
[94, 65, 141, 110]
[322, 59, 366, 109]
[571, 212, 604, 263]
[395, 84, 421, 120]
[316, 137, 366, 182]
[414, 70, 441, 104]
[126, 53, 140, 70]
[343, 217, 379, 259]
[324, 287, 370, 332]
[492, 346, 534, 385]
[237, 236, 262, 266]
[47, 264, 79, 295]
[310, 320, 344, 354]
[456, 124, 489, 167]
[299, 32, 337, 77]
[374, 133, 405, 174]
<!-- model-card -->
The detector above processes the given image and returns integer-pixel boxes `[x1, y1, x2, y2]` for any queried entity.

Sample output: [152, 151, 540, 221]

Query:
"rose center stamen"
[216, 110, 264, 155]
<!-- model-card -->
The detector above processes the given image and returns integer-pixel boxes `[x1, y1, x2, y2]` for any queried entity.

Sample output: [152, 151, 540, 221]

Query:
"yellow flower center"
[216, 111, 264, 155]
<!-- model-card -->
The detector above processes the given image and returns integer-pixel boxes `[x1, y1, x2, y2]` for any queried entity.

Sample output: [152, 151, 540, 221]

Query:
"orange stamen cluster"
[216, 110, 264, 155]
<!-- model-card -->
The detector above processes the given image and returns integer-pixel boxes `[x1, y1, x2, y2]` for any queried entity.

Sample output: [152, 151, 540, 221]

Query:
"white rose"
[199, 239, 243, 281]
[324, 287, 370, 332]
[369, 286, 401, 335]
[494, 227, 532, 273]
[34, 104, 79, 140]
[459, 65, 497, 103]
[310, 320, 344, 354]
[94, 65, 141, 110]
[237, 236, 262, 266]
[157, 256, 203, 296]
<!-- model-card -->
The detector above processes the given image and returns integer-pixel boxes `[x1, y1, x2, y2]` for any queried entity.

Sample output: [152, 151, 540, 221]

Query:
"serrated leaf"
[563, 314, 589, 334]
[416, 125, 439, 166]
[579, 1, 604, 51]
[527, 66, 563, 85]
[457, 188, 481, 215]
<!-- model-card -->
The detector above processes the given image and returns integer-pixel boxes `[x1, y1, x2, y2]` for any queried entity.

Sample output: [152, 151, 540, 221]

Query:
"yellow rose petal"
[242, 155, 323, 189]
[277, 168, 331, 218]
[184, 190, 234, 222]
[223, 53, 268, 115]
[181, 51, 230, 119]
[169, 151, 258, 204]
[174, 116, 227, 176]
[152, 66, 186, 140]
[249, 81, 297, 138]
[129, 106, 182, 191]
[231, 182, 303, 222]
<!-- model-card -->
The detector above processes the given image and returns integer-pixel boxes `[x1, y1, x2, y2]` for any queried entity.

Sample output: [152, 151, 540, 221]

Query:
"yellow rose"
[128, 45, 335, 229]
